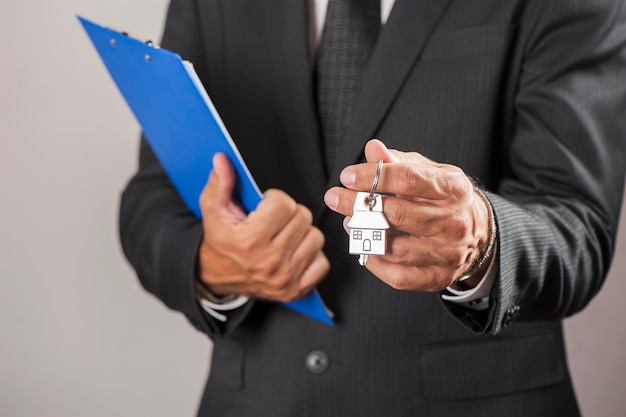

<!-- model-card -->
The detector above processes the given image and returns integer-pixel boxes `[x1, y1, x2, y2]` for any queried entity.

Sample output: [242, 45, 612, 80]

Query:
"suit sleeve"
[451, 1, 626, 334]
[118, 0, 252, 338]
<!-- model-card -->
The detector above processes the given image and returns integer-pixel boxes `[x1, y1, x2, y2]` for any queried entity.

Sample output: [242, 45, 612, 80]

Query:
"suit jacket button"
[305, 350, 330, 374]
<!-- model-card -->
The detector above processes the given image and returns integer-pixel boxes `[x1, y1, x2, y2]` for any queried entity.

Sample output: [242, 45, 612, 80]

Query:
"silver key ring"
[366, 160, 383, 210]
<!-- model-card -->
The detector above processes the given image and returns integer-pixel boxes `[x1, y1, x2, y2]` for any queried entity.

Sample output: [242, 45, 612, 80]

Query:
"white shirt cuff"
[198, 295, 250, 322]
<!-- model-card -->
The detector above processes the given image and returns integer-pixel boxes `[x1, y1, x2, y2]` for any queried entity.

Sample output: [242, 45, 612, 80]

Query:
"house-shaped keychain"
[348, 192, 390, 266]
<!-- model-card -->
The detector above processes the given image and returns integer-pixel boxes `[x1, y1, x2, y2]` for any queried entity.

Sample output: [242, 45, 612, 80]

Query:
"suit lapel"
[226, 0, 453, 215]
[325, 0, 453, 189]
[260, 0, 328, 210]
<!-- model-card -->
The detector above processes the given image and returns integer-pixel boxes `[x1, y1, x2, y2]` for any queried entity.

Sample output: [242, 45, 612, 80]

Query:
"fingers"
[229, 223, 327, 303]
[201, 154, 304, 247]
[297, 252, 331, 296]
[271, 203, 314, 255]
[383, 233, 474, 269]
[339, 161, 470, 201]
[340, 139, 471, 202]
[326, 187, 471, 237]
[337, 219, 474, 272]
[363, 256, 454, 292]
[327, 140, 475, 237]
[245, 189, 299, 240]
[324, 139, 491, 292]
[197, 157, 329, 301]
[278, 229, 329, 301]
[258, 207, 328, 302]
[198, 217, 328, 302]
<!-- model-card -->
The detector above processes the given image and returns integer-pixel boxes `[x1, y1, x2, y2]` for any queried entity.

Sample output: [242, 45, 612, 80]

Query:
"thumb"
[364, 139, 400, 163]
[210, 153, 237, 204]
[200, 153, 244, 219]
[365, 138, 432, 165]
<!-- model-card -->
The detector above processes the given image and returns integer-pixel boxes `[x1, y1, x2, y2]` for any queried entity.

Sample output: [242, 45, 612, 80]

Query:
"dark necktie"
[315, 0, 381, 172]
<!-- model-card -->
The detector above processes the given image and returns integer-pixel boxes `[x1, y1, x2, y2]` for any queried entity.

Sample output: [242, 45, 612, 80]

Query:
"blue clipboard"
[79, 16, 333, 326]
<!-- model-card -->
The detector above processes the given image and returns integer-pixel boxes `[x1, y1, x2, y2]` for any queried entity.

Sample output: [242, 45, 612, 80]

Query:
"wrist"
[195, 279, 240, 303]
[450, 256, 491, 290]
[196, 243, 238, 299]
[454, 187, 496, 289]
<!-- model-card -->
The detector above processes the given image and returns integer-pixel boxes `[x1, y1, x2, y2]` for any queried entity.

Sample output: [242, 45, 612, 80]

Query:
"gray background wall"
[1, 1, 625, 416]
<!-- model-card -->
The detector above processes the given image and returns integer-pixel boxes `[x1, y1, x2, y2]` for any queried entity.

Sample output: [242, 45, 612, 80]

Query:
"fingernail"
[340, 169, 356, 186]
[324, 190, 339, 210]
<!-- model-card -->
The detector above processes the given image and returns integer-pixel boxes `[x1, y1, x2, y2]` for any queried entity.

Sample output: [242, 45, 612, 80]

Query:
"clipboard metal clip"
[106, 26, 155, 48]
[106, 29, 155, 62]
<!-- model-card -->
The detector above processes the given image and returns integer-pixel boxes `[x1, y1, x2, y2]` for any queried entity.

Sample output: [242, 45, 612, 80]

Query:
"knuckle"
[386, 200, 409, 229]
[437, 175, 456, 196]
[308, 227, 326, 249]
[396, 164, 421, 193]
[296, 204, 314, 225]
[385, 244, 411, 264]
[448, 212, 471, 237]
[276, 288, 300, 303]
[307, 253, 330, 280]
[386, 277, 402, 290]
[319, 256, 331, 276]
[444, 169, 473, 200]
[269, 274, 303, 302]
[425, 268, 448, 291]
[298, 226, 326, 255]
[384, 249, 402, 264]
[256, 253, 283, 276]
[271, 274, 293, 293]
[444, 245, 466, 268]
[386, 272, 410, 291]
[269, 189, 297, 212]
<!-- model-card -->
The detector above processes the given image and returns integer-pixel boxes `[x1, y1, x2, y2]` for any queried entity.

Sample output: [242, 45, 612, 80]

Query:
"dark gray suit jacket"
[119, 0, 626, 415]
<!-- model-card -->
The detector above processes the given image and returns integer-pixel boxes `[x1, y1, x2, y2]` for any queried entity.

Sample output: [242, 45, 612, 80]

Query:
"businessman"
[119, 0, 626, 415]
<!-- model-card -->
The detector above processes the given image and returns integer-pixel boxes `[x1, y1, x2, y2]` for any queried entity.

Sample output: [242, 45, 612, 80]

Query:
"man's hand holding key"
[324, 139, 493, 292]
